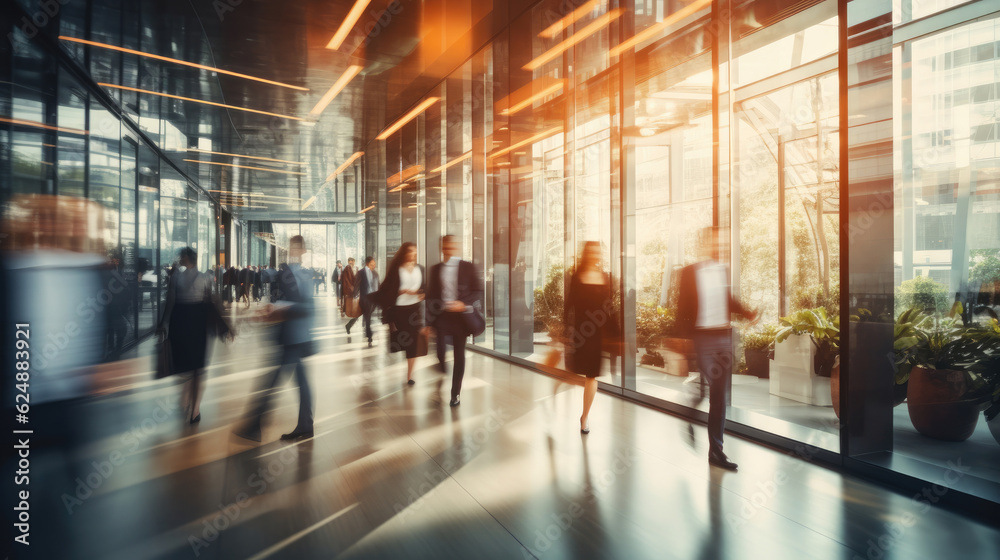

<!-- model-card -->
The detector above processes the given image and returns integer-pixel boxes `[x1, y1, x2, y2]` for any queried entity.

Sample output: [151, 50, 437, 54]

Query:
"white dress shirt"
[695, 261, 730, 329]
[441, 257, 461, 302]
[397, 265, 422, 306]
[364, 267, 379, 294]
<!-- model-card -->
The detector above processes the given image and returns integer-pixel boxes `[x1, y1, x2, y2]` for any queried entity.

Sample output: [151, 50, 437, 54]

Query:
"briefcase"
[345, 297, 362, 318]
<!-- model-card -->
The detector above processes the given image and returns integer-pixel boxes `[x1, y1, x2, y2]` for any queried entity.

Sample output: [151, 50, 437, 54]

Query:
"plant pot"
[744, 348, 770, 379]
[906, 366, 980, 442]
[770, 334, 832, 406]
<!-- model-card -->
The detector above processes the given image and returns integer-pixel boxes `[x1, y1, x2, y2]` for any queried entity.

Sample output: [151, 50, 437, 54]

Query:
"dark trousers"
[692, 330, 732, 455]
[436, 312, 468, 398]
[245, 342, 314, 432]
[346, 297, 374, 341]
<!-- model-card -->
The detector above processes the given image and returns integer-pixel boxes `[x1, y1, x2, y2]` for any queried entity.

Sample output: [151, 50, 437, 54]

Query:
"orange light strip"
[98, 83, 303, 121]
[387, 164, 424, 187]
[430, 152, 472, 173]
[301, 196, 318, 210]
[377, 97, 439, 140]
[184, 159, 306, 175]
[502, 81, 565, 115]
[60, 36, 308, 91]
[523, 9, 623, 71]
[208, 190, 302, 200]
[608, 0, 711, 58]
[188, 148, 305, 165]
[488, 127, 562, 160]
[359, 204, 376, 214]
[388, 182, 410, 193]
[539, 0, 602, 38]
[0, 116, 88, 136]
[326, 0, 373, 50]
[309, 65, 363, 117]
[324, 151, 365, 182]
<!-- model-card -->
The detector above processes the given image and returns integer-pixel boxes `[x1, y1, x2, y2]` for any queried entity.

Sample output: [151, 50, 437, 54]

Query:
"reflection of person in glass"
[564, 241, 614, 434]
[676, 227, 757, 471]
[236, 235, 316, 442]
[157, 247, 233, 424]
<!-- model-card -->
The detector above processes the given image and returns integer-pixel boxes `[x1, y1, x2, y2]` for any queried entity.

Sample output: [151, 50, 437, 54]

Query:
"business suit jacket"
[675, 261, 751, 337]
[357, 267, 379, 297]
[426, 259, 483, 331]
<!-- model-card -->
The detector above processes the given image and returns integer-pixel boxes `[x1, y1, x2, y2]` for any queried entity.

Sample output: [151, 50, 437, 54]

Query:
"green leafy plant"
[895, 275, 950, 317]
[533, 264, 565, 334]
[776, 307, 840, 377]
[742, 324, 780, 353]
[894, 305, 1000, 401]
[636, 302, 674, 350]
[639, 349, 665, 367]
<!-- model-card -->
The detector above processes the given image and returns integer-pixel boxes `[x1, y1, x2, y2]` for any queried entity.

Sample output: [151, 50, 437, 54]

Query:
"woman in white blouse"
[375, 242, 426, 384]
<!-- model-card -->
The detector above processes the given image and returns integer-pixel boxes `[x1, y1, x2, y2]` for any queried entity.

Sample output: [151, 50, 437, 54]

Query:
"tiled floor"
[14, 297, 1000, 559]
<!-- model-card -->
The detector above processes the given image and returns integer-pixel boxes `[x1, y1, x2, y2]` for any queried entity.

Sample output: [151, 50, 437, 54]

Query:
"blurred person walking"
[333, 260, 344, 313]
[676, 226, 756, 471]
[375, 243, 426, 385]
[426, 235, 483, 407]
[563, 241, 615, 433]
[347, 256, 380, 347]
[158, 247, 233, 424]
[343, 257, 361, 330]
[236, 235, 317, 442]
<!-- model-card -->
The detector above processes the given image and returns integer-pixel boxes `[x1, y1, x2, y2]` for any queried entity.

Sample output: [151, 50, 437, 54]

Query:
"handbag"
[155, 337, 173, 379]
[345, 297, 362, 318]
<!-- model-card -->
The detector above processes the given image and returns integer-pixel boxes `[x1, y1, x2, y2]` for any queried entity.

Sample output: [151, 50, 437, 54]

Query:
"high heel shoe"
[190, 413, 201, 424]
[580, 417, 590, 434]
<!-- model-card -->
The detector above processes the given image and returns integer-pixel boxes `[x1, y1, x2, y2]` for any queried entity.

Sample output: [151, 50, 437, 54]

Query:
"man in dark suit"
[332, 260, 344, 311]
[676, 226, 756, 471]
[427, 235, 484, 407]
[348, 256, 380, 347]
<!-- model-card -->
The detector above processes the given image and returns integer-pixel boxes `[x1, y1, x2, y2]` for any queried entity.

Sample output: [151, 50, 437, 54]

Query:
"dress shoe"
[368, 340, 373, 348]
[345, 325, 352, 335]
[708, 451, 738, 471]
[280, 429, 314, 441]
[407, 379, 416, 386]
[190, 413, 201, 424]
[449, 395, 461, 407]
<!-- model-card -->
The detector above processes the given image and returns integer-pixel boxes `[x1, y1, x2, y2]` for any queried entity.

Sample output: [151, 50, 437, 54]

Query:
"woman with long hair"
[158, 247, 234, 423]
[564, 241, 614, 434]
[376, 242, 426, 384]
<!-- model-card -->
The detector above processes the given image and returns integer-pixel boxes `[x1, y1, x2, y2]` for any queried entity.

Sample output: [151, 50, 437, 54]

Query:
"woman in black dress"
[375, 242, 426, 385]
[158, 247, 233, 423]
[564, 241, 613, 434]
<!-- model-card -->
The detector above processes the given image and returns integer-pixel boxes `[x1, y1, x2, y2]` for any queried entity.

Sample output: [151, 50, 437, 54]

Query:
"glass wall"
[2, 1, 220, 355]
[364, 0, 1000, 508]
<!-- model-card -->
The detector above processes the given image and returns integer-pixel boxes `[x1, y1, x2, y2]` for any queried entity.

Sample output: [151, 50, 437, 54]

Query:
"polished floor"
[19, 297, 1000, 559]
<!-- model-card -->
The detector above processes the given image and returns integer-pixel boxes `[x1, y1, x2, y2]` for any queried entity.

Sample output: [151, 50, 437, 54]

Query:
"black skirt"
[168, 302, 210, 375]
[390, 303, 424, 358]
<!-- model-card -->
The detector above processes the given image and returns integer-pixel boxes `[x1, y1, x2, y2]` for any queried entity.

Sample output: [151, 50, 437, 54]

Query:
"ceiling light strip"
[184, 159, 306, 175]
[326, 0, 373, 50]
[60, 36, 308, 91]
[189, 149, 305, 165]
[608, 0, 711, 58]
[0, 116, 88, 136]
[325, 151, 365, 182]
[376, 97, 439, 140]
[301, 196, 318, 210]
[488, 127, 562, 160]
[502, 82, 565, 115]
[359, 204, 376, 214]
[523, 9, 623, 71]
[309, 65, 363, 117]
[430, 152, 472, 173]
[539, 0, 603, 38]
[98, 83, 303, 121]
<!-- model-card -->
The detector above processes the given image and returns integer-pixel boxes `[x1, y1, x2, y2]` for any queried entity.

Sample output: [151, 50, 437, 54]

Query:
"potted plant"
[637, 303, 678, 372]
[741, 324, 779, 379]
[771, 307, 839, 408]
[895, 305, 1000, 441]
[533, 265, 565, 367]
